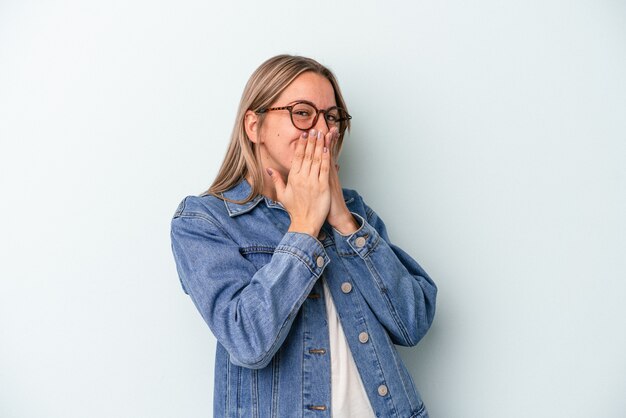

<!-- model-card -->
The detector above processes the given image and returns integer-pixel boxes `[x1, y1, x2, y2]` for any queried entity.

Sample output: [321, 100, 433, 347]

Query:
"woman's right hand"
[266, 129, 331, 238]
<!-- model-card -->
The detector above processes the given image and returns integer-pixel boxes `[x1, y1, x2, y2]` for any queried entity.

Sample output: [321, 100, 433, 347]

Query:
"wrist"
[329, 212, 359, 236]
[287, 222, 319, 238]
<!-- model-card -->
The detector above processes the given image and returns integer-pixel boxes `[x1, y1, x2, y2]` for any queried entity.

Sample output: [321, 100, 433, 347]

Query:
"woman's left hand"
[325, 128, 360, 235]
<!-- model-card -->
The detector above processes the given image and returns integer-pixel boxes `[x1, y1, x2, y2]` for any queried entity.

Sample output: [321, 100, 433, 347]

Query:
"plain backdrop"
[1, 1, 625, 417]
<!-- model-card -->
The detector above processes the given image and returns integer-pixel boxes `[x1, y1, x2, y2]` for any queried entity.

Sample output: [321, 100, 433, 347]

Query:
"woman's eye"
[294, 111, 311, 117]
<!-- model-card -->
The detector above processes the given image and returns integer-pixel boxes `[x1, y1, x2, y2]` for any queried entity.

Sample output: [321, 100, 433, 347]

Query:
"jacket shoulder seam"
[174, 211, 235, 242]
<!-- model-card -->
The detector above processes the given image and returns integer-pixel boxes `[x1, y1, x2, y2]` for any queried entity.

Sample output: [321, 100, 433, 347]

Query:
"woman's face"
[251, 71, 337, 180]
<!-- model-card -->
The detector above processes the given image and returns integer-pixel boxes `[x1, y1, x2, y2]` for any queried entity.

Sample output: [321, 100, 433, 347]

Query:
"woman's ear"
[244, 110, 260, 144]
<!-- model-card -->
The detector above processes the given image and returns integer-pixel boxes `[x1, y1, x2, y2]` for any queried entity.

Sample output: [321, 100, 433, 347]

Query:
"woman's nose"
[313, 114, 329, 135]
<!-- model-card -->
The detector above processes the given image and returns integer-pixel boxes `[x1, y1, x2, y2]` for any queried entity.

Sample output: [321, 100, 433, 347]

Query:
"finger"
[319, 138, 331, 184]
[290, 131, 308, 173]
[328, 127, 339, 148]
[324, 128, 333, 149]
[328, 160, 339, 186]
[311, 129, 325, 176]
[266, 167, 286, 198]
[300, 129, 318, 175]
[332, 133, 340, 164]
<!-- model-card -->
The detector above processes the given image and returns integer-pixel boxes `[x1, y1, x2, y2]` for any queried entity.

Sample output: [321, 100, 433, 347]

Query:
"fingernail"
[310, 129, 317, 137]
[266, 168, 273, 176]
[302, 131, 308, 139]
[323, 147, 328, 153]
[317, 131, 323, 139]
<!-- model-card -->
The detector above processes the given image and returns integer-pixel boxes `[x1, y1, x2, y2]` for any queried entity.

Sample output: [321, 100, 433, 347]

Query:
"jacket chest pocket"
[239, 246, 275, 270]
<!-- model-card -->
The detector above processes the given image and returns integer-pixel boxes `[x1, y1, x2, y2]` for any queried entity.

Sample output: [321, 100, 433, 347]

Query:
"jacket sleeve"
[330, 197, 437, 346]
[170, 210, 329, 369]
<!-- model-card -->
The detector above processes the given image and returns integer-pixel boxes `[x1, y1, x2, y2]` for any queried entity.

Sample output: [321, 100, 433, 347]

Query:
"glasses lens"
[291, 103, 317, 129]
[325, 107, 349, 133]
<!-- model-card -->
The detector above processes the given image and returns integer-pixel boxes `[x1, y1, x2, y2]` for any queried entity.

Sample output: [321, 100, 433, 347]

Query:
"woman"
[170, 55, 437, 418]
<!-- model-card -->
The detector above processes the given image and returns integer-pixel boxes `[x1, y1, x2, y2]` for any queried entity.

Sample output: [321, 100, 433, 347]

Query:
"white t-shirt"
[322, 278, 377, 418]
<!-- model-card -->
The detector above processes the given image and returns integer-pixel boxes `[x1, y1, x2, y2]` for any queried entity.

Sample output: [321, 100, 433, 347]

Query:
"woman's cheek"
[286, 143, 297, 165]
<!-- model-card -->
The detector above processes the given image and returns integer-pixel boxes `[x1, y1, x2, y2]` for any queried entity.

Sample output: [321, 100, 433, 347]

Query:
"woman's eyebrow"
[285, 99, 337, 108]
[285, 99, 315, 106]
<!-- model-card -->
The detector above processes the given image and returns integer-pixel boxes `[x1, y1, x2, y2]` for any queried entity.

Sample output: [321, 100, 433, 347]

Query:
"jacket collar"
[222, 178, 285, 217]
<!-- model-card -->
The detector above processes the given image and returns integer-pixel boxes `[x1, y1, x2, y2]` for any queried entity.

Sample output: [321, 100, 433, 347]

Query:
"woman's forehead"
[277, 72, 336, 106]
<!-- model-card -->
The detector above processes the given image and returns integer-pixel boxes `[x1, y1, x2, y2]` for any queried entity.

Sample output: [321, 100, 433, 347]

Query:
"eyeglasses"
[256, 100, 352, 134]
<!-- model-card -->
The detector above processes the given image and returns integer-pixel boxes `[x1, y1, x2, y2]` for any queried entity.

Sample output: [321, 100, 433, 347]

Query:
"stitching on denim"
[334, 263, 399, 417]
[272, 249, 317, 275]
[176, 212, 235, 242]
[409, 402, 427, 418]
[226, 354, 230, 417]
[228, 203, 260, 217]
[276, 233, 325, 254]
[387, 332, 418, 411]
[223, 194, 264, 217]
[356, 228, 380, 258]
[301, 302, 305, 417]
[275, 236, 326, 276]
[336, 248, 360, 257]
[236, 365, 242, 417]
[251, 369, 259, 418]
[240, 246, 275, 255]
[271, 351, 280, 418]
[355, 297, 400, 418]
[333, 212, 379, 257]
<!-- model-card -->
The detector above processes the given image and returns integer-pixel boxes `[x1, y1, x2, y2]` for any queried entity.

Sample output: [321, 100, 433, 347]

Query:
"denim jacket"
[170, 179, 437, 418]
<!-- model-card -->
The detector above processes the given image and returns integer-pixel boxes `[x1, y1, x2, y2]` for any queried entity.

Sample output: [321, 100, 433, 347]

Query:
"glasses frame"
[256, 100, 352, 134]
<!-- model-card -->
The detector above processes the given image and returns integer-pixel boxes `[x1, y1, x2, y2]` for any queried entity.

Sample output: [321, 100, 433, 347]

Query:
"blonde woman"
[170, 55, 437, 418]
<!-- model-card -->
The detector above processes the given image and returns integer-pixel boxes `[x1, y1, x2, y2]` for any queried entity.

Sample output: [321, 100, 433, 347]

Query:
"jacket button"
[355, 236, 366, 248]
[318, 230, 327, 240]
[358, 332, 369, 343]
[341, 282, 352, 293]
[377, 384, 388, 396]
[316, 256, 325, 268]
[307, 405, 327, 411]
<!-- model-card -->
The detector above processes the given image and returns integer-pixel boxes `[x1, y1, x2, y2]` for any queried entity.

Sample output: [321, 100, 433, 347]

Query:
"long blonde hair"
[202, 54, 351, 203]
